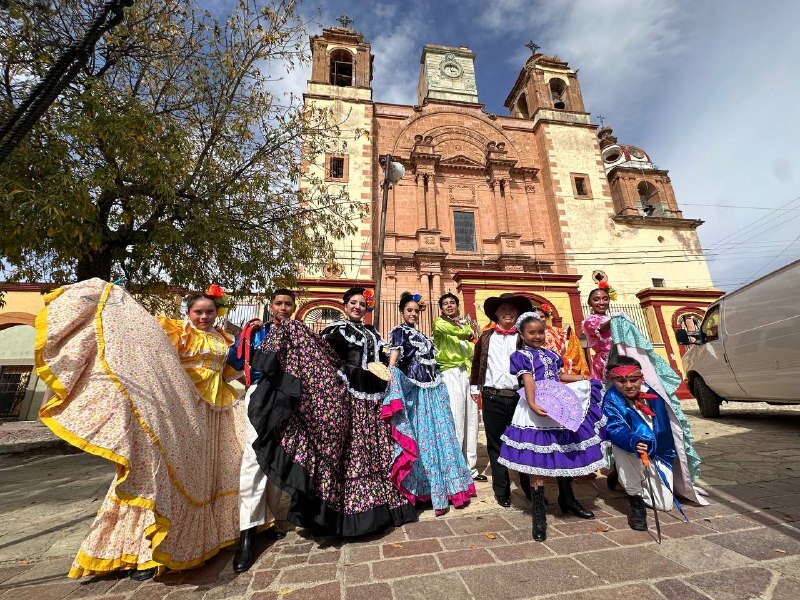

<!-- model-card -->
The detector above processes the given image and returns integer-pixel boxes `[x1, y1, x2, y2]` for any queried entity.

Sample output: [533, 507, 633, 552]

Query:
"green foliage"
[0, 0, 363, 297]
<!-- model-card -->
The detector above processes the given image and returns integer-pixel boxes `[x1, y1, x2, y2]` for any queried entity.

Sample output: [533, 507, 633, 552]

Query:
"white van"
[676, 258, 800, 417]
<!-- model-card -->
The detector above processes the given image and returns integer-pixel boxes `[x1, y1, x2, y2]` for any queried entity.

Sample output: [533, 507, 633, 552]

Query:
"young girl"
[533, 303, 590, 376]
[581, 284, 612, 379]
[498, 312, 609, 542]
[37, 280, 245, 580]
[383, 292, 475, 515]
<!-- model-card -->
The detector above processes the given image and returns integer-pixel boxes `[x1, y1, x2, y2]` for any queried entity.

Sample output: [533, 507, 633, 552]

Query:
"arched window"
[329, 49, 354, 87]
[677, 312, 703, 335]
[637, 181, 660, 216]
[515, 94, 529, 118]
[303, 306, 345, 334]
[549, 78, 567, 109]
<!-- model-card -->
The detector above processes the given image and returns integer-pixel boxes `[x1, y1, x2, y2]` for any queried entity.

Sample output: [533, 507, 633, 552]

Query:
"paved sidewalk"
[1, 403, 799, 599]
[0, 420, 71, 455]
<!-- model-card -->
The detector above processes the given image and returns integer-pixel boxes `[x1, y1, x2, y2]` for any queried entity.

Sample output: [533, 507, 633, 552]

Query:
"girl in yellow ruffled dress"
[37, 280, 256, 580]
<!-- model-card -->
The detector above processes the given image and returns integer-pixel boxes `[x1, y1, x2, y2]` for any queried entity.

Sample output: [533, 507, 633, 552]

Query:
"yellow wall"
[1, 289, 46, 317]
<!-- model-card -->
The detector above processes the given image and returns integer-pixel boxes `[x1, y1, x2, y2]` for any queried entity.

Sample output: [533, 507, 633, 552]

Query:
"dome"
[597, 127, 655, 174]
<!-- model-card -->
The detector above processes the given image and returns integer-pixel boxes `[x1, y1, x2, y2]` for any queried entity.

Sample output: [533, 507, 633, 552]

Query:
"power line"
[682, 203, 800, 211]
[708, 194, 800, 251]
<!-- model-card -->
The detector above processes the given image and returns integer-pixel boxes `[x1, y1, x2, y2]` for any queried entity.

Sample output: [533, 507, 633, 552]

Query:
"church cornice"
[303, 93, 374, 105]
[612, 214, 703, 230]
[607, 165, 670, 178]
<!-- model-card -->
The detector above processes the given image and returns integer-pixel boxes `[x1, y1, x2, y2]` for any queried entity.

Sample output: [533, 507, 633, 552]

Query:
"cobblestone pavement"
[2, 402, 799, 600]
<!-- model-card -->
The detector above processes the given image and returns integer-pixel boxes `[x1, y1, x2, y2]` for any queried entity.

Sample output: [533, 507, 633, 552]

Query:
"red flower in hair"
[206, 284, 225, 298]
[540, 303, 552, 314]
[598, 281, 609, 290]
[362, 289, 376, 310]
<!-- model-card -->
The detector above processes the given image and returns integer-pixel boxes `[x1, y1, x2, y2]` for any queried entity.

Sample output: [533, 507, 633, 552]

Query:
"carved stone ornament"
[505, 239, 516, 248]
[448, 185, 477, 205]
[424, 235, 436, 245]
[323, 261, 344, 278]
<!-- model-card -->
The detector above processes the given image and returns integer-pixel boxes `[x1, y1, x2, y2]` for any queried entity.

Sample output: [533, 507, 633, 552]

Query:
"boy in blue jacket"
[603, 356, 676, 531]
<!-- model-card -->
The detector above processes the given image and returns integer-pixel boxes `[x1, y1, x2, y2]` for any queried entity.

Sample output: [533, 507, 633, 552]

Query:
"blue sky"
[207, 0, 800, 292]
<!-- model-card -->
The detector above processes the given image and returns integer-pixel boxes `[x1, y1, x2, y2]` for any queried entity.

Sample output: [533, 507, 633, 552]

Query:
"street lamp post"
[373, 154, 404, 331]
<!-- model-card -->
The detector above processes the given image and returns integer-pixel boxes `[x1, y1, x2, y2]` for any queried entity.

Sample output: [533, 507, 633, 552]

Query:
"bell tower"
[309, 18, 373, 98]
[301, 19, 375, 282]
[503, 49, 587, 122]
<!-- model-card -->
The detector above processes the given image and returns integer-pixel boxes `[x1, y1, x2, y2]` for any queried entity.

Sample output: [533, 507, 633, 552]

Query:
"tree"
[0, 0, 363, 297]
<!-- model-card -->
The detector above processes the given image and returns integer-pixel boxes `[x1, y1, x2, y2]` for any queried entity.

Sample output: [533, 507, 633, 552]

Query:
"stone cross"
[525, 41, 540, 54]
[337, 15, 353, 28]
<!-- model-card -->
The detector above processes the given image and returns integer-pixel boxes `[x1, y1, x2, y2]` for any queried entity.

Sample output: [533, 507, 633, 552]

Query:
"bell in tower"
[308, 16, 373, 100]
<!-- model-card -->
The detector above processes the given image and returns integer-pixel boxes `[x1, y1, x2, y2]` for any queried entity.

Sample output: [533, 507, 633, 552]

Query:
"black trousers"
[482, 391, 532, 500]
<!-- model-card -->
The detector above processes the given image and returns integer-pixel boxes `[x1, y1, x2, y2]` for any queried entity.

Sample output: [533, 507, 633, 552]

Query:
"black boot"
[129, 567, 156, 581]
[557, 477, 595, 519]
[627, 495, 648, 531]
[607, 468, 619, 491]
[233, 527, 257, 573]
[531, 486, 547, 542]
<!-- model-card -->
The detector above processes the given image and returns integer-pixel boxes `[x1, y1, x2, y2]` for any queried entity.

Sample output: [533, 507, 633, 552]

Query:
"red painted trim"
[0, 283, 51, 292]
[651, 304, 680, 373]
[454, 270, 582, 285]
[636, 288, 724, 302]
[0, 312, 36, 330]
[567, 289, 585, 335]
[461, 287, 477, 319]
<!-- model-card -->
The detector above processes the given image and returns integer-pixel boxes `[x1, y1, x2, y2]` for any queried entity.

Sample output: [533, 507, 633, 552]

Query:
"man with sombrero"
[470, 293, 533, 507]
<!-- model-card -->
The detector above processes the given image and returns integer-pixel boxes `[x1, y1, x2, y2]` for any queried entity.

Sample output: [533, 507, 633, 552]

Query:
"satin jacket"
[602, 385, 676, 465]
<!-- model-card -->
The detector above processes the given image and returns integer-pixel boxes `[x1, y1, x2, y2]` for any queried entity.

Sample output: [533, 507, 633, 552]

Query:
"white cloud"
[471, 0, 800, 289]
[370, 19, 426, 105]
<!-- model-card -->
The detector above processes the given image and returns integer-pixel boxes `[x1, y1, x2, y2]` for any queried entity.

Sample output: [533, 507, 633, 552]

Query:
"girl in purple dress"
[498, 312, 609, 541]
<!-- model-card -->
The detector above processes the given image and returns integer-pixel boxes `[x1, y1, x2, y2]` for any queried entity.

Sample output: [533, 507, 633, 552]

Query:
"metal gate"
[582, 303, 652, 340]
[0, 366, 32, 420]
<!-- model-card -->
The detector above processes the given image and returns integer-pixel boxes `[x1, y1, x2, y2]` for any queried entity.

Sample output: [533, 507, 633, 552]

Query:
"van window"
[701, 306, 720, 342]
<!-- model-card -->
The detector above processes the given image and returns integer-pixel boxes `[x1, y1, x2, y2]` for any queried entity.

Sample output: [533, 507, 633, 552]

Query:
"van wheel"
[694, 377, 721, 418]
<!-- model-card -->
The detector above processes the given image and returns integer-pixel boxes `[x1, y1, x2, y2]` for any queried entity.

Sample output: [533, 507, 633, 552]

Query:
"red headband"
[608, 365, 642, 378]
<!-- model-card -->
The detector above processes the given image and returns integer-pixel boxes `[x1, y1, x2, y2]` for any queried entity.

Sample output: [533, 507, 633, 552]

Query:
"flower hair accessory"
[205, 284, 234, 317]
[597, 280, 618, 301]
[515, 311, 543, 330]
[363, 289, 376, 313]
[412, 293, 427, 310]
[539, 303, 552, 315]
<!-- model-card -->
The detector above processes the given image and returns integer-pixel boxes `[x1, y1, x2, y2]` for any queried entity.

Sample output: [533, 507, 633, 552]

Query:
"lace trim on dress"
[335, 370, 387, 401]
[500, 430, 606, 453]
[405, 374, 443, 388]
[498, 453, 610, 477]
[386, 345, 404, 359]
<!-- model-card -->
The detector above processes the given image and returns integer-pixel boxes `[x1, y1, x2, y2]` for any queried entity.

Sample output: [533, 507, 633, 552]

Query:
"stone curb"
[0, 438, 75, 455]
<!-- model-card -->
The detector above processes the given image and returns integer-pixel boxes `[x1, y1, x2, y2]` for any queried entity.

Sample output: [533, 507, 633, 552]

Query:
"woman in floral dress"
[383, 292, 476, 515]
[248, 286, 416, 536]
[36, 280, 246, 580]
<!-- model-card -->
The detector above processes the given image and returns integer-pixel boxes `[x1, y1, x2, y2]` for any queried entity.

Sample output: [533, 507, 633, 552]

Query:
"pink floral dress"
[582, 313, 612, 379]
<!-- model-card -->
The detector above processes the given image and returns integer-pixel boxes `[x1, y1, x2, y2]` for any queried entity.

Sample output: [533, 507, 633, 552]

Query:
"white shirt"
[484, 332, 519, 390]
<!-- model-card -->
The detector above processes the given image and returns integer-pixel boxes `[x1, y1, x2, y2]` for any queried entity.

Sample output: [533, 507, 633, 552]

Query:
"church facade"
[294, 23, 722, 389]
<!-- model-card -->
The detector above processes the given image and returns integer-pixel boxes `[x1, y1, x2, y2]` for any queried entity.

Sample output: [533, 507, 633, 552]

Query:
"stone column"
[416, 174, 425, 230]
[431, 272, 442, 300]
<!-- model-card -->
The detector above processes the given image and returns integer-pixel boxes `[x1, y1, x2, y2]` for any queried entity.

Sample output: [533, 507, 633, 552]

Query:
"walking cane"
[639, 451, 662, 544]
